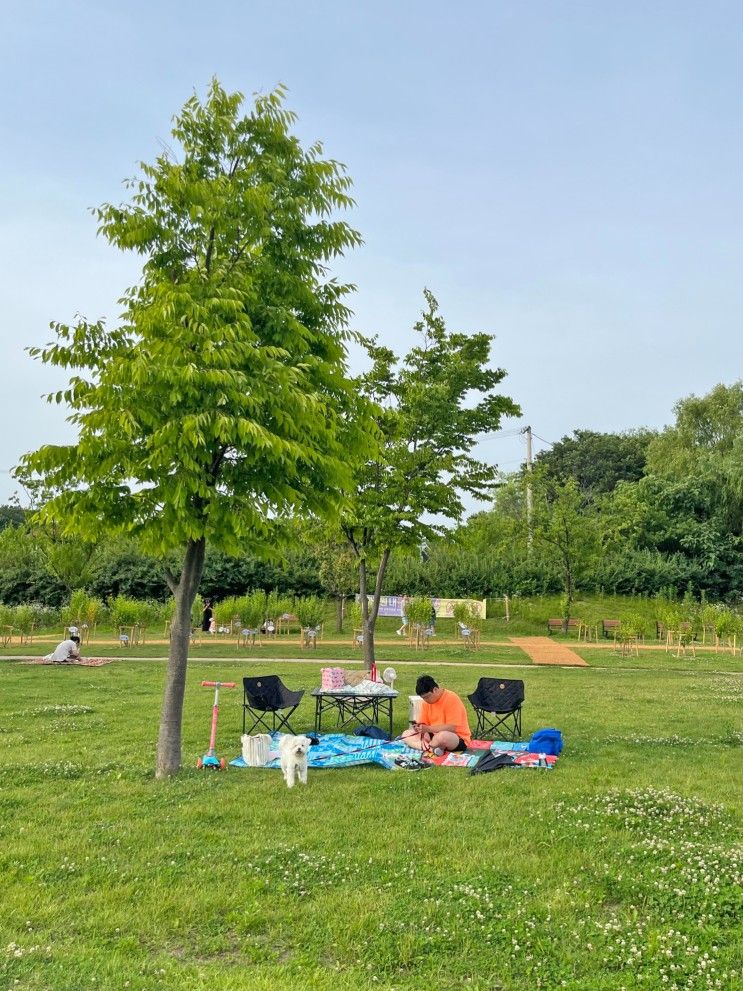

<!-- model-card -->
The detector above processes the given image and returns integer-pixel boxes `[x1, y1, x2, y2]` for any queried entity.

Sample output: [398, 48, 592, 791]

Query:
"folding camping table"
[311, 688, 398, 737]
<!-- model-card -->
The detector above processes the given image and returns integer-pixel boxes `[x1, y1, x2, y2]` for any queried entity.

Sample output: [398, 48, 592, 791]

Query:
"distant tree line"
[453, 381, 743, 606]
[2, 379, 741, 614]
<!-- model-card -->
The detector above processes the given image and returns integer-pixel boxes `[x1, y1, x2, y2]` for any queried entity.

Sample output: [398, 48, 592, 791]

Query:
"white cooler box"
[408, 695, 423, 723]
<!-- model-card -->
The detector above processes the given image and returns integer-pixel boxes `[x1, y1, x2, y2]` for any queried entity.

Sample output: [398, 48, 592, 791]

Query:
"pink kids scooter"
[197, 680, 236, 769]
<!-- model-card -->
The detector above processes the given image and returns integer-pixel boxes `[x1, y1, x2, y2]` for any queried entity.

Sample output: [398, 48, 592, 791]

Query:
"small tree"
[529, 471, 600, 630]
[347, 599, 363, 631]
[453, 600, 482, 632]
[62, 589, 91, 627]
[406, 595, 433, 630]
[713, 607, 736, 644]
[240, 591, 266, 632]
[12, 605, 35, 636]
[17, 81, 371, 776]
[265, 590, 292, 624]
[342, 290, 519, 667]
[84, 597, 104, 632]
[110, 595, 142, 629]
[296, 595, 325, 629]
[316, 539, 357, 631]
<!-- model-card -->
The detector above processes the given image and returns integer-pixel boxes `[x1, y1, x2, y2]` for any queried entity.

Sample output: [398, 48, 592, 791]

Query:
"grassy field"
[1, 657, 741, 991]
[4, 630, 743, 675]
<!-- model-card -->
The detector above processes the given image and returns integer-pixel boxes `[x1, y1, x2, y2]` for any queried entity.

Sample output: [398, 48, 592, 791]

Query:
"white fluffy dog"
[279, 734, 311, 788]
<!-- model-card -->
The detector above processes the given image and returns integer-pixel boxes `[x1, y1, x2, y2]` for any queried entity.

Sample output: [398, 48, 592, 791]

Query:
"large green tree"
[534, 428, 654, 499]
[0, 504, 27, 530]
[17, 81, 371, 776]
[645, 381, 743, 533]
[342, 290, 520, 666]
[597, 382, 743, 597]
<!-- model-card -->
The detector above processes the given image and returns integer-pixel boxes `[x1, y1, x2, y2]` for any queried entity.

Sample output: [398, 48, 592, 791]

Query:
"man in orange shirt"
[401, 675, 472, 754]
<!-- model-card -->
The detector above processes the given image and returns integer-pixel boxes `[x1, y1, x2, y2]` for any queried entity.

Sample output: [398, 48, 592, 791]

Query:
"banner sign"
[356, 595, 487, 619]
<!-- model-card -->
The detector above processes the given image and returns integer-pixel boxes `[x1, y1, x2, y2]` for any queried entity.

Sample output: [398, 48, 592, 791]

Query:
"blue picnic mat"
[230, 733, 410, 771]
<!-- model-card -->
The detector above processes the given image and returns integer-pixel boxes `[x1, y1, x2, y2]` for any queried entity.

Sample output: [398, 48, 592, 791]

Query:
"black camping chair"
[242, 675, 305, 735]
[467, 678, 525, 740]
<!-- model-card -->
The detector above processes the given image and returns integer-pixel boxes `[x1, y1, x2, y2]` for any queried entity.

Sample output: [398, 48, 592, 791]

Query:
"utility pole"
[523, 425, 533, 552]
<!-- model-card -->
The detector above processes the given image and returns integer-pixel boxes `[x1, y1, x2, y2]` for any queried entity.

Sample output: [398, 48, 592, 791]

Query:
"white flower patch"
[19, 704, 94, 718]
[707, 676, 743, 704]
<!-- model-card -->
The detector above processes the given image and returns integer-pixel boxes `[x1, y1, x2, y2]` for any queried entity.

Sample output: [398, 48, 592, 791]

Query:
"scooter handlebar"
[201, 681, 237, 688]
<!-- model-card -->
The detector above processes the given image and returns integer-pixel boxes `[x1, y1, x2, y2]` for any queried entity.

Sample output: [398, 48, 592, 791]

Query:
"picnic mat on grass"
[230, 733, 409, 771]
[427, 739, 557, 769]
[20, 657, 112, 667]
[231, 735, 559, 772]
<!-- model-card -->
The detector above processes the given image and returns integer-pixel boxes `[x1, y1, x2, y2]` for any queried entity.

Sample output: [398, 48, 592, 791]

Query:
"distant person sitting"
[401, 674, 472, 754]
[45, 635, 81, 665]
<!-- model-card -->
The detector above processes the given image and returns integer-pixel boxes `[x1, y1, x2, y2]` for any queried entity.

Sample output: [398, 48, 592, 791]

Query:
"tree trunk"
[335, 595, 344, 633]
[561, 553, 574, 634]
[360, 557, 373, 670]
[156, 538, 206, 778]
[360, 548, 391, 670]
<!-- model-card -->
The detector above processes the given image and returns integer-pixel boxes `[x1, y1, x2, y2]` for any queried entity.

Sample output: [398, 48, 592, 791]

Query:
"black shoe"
[394, 755, 431, 770]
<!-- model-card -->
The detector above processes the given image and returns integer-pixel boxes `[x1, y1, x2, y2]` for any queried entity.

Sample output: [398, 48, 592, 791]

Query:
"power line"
[488, 428, 524, 440]
[531, 431, 555, 448]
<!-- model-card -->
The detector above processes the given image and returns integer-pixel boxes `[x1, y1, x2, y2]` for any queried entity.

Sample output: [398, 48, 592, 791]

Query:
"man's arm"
[414, 721, 457, 734]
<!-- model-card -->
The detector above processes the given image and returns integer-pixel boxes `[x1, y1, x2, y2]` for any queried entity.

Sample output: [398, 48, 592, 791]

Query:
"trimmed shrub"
[296, 596, 324, 629]
[110, 595, 143, 629]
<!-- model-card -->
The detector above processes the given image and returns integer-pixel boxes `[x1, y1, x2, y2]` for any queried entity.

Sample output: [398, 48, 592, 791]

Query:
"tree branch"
[204, 225, 216, 274]
[163, 566, 178, 595]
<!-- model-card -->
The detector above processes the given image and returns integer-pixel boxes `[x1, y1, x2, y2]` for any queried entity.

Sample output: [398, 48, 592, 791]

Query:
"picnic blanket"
[20, 657, 112, 667]
[230, 733, 409, 771]
[230, 734, 559, 772]
[427, 739, 556, 769]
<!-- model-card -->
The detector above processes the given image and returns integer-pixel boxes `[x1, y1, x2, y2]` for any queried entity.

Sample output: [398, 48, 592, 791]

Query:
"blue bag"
[528, 728, 563, 756]
[354, 724, 391, 741]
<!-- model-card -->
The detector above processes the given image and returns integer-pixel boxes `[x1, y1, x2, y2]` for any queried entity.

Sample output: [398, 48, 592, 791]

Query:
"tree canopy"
[455, 381, 743, 601]
[534, 428, 654, 498]
[17, 80, 373, 775]
[342, 289, 520, 664]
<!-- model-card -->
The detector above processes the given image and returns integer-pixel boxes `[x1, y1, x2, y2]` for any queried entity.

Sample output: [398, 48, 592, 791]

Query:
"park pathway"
[509, 636, 588, 666]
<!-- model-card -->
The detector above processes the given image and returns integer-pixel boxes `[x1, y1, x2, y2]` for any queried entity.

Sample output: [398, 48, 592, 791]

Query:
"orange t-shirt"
[420, 689, 471, 744]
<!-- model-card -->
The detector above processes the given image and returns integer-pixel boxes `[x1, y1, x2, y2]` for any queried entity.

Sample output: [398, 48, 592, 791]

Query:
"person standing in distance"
[396, 596, 410, 637]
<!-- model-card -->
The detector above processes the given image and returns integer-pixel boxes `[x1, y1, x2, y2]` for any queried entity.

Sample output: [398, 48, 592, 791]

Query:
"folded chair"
[242, 675, 304, 735]
[467, 678, 525, 740]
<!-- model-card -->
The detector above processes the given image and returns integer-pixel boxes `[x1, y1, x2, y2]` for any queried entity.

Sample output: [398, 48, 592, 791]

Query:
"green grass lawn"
[0, 634, 529, 665]
[1, 658, 741, 991]
[572, 645, 743, 673]
[6, 632, 743, 676]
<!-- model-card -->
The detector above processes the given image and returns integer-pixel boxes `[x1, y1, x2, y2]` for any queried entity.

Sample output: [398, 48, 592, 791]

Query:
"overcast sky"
[2, 1, 742, 511]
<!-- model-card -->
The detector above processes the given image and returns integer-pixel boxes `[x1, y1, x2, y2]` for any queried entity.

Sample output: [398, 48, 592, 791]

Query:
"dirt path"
[509, 636, 588, 666]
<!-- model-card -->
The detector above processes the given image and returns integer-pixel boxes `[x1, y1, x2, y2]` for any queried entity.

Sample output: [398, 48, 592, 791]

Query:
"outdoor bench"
[601, 619, 621, 638]
[547, 618, 581, 635]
